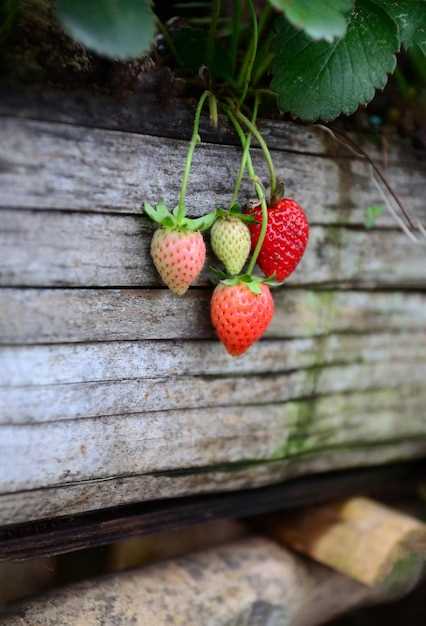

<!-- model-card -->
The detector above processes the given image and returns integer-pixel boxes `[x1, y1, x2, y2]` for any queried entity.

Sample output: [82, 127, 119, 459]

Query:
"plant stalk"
[225, 106, 268, 276]
[233, 106, 277, 197]
[177, 90, 211, 223]
[229, 93, 259, 207]
[207, 0, 222, 69]
[238, 0, 258, 106]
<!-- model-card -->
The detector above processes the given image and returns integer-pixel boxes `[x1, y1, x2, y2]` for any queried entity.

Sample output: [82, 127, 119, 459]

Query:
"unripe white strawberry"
[151, 228, 206, 296]
[211, 217, 251, 275]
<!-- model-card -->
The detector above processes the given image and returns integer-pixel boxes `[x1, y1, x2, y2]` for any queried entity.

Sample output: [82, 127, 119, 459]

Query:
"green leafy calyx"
[144, 202, 216, 232]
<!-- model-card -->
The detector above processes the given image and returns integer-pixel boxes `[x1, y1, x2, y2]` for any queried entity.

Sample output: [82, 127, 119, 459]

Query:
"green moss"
[304, 290, 337, 335]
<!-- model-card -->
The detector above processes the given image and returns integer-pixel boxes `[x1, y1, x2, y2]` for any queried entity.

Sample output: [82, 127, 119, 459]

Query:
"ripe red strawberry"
[151, 228, 206, 296]
[247, 198, 309, 282]
[211, 282, 274, 356]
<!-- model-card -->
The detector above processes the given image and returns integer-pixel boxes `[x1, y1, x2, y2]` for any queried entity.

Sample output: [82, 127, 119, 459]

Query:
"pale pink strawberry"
[150, 228, 206, 295]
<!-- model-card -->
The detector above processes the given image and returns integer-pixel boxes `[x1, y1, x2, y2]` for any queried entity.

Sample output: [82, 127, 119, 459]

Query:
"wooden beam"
[267, 497, 426, 586]
[0, 117, 424, 226]
[1, 210, 426, 288]
[1, 288, 425, 344]
[1, 461, 425, 560]
[1, 536, 422, 626]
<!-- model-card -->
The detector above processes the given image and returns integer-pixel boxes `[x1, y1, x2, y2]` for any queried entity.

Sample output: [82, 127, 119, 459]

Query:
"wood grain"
[2, 358, 426, 424]
[1, 462, 424, 561]
[0, 85, 423, 166]
[1, 210, 425, 288]
[2, 332, 423, 385]
[1, 117, 425, 226]
[0, 537, 404, 626]
[1, 287, 425, 344]
[3, 438, 426, 525]
[2, 386, 425, 494]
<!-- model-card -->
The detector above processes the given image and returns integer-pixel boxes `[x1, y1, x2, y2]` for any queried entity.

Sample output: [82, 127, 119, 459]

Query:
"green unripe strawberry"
[211, 217, 251, 275]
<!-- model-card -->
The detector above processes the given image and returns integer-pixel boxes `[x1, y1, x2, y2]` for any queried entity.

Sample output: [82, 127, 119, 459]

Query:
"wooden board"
[1, 462, 424, 561]
[1, 88, 425, 528]
[1, 210, 426, 288]
[1, 536, 422, 626]
[1, 117, 425, 227]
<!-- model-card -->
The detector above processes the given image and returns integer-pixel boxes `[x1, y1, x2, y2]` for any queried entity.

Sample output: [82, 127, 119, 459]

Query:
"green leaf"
[372, 0, 426, 53]
[144, 201, 174, 225]
[269, 0, 353, 42]
[56, 0, 156, 60]
[364, 205, 384, 228]
[271, 1, 399, 121]
[185, 211, 217, 232]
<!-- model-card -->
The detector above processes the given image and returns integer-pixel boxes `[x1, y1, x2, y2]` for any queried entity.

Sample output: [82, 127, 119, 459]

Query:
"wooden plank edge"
[1, 461, 425, 561]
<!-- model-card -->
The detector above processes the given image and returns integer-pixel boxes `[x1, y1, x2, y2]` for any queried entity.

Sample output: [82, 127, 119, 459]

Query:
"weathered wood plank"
[1, 210, 425, 288]
[2, 438, 426, 525]
[1, 386, 425, 494]
[1, 118, 424, 225]
[0, 537, 404, 626]
[0, 85, 423, 166]
[2, 332, 423, 386]
[2, 462, 424, 560]
[1, 288, 425, 344]
[2, 357, 425, 424]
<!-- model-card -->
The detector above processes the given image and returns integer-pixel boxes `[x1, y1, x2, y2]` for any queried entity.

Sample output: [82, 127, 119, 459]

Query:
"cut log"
[267, 497, 426, 586]
[0, 537, 422, 626]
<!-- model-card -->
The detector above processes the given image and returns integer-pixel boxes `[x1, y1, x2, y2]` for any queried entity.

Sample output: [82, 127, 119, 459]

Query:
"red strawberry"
[211, 282, 274, 356]
[151, 228, 206, 296]
[248, 198, 309, 282]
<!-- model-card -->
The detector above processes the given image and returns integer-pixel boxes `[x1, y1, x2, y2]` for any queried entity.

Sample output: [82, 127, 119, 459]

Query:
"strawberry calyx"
[215, 204, 256, 224]
[144, 201, 217, 232]
[270, 178, 286, 205]
[210, 269, 280, 295]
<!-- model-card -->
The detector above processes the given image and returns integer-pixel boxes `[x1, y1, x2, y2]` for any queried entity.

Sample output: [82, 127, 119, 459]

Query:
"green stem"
[229, 94, 259, 207]
[230, 0, 242, 76]
[177, 90, 211, 223]
[233, 106, 277, 197]
[238, 0, 258, 106]
[258, 3, 273, 38]
[225, 107, 268, 276]
[207, 0, 221, 69]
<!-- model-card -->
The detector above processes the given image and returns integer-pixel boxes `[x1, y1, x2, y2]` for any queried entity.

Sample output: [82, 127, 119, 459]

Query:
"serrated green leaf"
[364, 205, 384, 228]
[271, 1, 399, 121]
[269, 0, 353, 42]
[56, 0, 155, 60]
[372, 0, 426, 53]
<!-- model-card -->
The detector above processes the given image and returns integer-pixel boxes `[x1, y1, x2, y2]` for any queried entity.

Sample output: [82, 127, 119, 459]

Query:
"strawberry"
[145, 201, 216, 296]
[151, 228, 206, 295]
[211, 279, 274, 356]
[247, 198, 309, 282]
[211, 216, 251, 275]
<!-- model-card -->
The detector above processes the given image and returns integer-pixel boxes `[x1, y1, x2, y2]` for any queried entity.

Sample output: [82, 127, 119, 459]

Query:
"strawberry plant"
[4, 0, 422, 353]
[47, 0, 425, 123]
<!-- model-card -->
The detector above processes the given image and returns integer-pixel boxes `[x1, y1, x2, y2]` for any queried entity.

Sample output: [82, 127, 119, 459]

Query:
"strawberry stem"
[224, 105, 268, 277]
[232, 106, 277, 199]
[229, 93, 259, 207]
[177, 90, 211, 224]
[238, 0, 258, 107]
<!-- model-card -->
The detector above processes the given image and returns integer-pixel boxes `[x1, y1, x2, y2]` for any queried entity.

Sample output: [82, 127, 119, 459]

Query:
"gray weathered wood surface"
[0, 537, 421, 626]
[0, 90, 425, 526]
